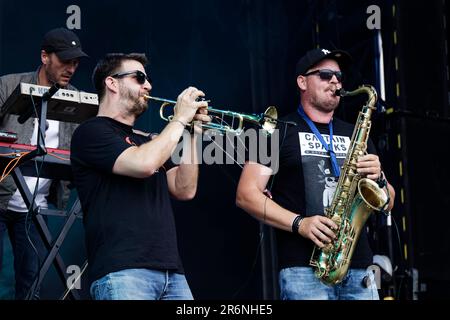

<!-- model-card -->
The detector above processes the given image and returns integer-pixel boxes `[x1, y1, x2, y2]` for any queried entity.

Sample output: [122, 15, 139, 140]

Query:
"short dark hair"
[92, 53, 148, 102]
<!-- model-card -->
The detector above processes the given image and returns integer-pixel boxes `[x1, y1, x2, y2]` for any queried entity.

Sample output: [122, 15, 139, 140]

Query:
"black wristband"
[291, 215, 304, 234]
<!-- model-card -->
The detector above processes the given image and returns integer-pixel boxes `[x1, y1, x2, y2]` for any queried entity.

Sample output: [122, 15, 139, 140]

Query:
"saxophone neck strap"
[297, 105, 341, 177]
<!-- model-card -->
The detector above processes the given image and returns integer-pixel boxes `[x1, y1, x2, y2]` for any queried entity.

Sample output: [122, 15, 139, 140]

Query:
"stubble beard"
[119, 83, 148, 118]
[45, 62, 58, 86]
[310, 89, 339, 113]
[45, 59, 70, 87]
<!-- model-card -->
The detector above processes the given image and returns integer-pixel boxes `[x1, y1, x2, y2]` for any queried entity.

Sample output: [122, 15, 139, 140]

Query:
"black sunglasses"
[303, 69, 343, 82]
[111, 70, 152, 85]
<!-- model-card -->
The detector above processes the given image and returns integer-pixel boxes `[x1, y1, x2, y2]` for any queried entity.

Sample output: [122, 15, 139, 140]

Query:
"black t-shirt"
[263, 112, 376, 270]
[70, 117, 182, 284]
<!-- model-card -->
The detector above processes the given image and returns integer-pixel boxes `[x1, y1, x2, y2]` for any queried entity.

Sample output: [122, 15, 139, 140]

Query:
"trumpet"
[143, 95, 278, 135]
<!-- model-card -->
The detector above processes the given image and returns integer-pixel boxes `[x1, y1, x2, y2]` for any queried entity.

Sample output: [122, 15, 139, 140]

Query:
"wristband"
[291, 215, 304, 234]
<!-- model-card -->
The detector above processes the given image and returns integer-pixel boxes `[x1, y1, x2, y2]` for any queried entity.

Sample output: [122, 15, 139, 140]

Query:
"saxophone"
[309, 85, 389, 285]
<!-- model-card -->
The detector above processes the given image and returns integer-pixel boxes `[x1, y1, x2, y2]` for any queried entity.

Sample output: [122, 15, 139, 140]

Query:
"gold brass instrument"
[309, 85, 389, 285]
[143, 95, 278, 135]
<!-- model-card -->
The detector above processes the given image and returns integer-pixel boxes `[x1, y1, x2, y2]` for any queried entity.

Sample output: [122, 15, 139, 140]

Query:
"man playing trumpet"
[70, 53, 209, 300]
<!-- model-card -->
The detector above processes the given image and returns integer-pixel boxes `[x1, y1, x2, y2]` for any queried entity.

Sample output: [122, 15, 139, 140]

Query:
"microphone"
[42, 83, 61, 101]
[334, 88, 342, 96]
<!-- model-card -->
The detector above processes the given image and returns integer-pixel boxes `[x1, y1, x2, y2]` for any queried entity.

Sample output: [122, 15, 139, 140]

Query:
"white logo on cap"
[72, 41, 76, 46]
[321, 49, 331, 55]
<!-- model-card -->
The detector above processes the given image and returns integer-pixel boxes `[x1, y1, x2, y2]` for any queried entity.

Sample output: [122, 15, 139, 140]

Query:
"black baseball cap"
[41, 28, 88, 60]
[295, 48, 352, 76]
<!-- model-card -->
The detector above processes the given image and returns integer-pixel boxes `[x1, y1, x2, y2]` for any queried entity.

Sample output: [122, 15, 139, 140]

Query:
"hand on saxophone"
[173, 87, 209, 126]
[356, 154, 382, 180]
[298, 215, 338, 248]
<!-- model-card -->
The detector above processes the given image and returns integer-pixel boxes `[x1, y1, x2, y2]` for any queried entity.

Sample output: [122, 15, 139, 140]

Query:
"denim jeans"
[0, 209, 46, 300]
[279, 266, 379, 300]
[90, 268, 194, 300]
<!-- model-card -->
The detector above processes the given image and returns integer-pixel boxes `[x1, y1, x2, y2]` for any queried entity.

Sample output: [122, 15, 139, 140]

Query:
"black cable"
[24, 161, 44, 260]
[391, 215, 407, 300]
[265, 121, 289, 199]
[29, 93, 47, 146]
[391, 217, 404, 264]
[231, 121, 290, 298]
[231, 230, 264, 299]
[23, 161, 46, 300]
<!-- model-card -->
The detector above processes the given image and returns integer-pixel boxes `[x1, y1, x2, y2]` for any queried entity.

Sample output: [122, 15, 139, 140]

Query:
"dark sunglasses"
[111, 70, 152, 85]
[303, 69, 343, 82]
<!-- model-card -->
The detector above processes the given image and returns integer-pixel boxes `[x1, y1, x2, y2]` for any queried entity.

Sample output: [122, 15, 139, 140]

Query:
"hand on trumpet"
[173, 87, 210, 133]
[192, 107, 211, 134]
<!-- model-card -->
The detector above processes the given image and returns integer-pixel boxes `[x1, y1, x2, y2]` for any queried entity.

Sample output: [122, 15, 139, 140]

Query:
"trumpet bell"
[261, 106, 277, 135]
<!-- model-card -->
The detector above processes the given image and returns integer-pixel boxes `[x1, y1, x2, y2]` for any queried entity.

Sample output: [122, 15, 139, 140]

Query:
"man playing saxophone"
[236, 48, 395, 300]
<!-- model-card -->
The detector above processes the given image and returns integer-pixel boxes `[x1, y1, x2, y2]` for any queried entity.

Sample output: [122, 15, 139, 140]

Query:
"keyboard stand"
[12, 167, 82, 300]
[5, 85, 83, 300]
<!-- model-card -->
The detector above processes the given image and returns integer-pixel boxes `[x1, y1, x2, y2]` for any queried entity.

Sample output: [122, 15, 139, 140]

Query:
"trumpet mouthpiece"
[142, 94, 151, 101]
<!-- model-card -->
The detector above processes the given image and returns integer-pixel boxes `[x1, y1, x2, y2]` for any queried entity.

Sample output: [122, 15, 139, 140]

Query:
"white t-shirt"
[8, 119, 59, 212]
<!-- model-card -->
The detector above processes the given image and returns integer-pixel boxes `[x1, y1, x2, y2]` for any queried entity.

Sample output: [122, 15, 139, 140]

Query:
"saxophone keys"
[322, 244, 333, 254]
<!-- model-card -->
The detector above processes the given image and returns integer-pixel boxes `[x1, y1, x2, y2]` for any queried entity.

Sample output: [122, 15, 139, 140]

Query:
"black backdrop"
[0, 0, 449, 300]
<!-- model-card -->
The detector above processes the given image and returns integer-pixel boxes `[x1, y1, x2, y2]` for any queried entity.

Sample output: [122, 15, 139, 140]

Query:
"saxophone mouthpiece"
[334, 88, 349, 97]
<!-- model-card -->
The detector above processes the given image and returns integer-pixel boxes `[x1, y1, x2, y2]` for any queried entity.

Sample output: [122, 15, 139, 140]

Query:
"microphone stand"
[19, 83, 60, 300]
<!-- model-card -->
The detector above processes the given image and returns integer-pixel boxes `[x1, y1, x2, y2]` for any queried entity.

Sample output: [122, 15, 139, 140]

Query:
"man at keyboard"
[0, 27, 88, 299]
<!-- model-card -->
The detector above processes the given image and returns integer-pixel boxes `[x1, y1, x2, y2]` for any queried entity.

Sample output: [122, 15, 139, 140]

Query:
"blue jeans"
[0, 209, 46, 300]
[90, 268, 194, 300]
[279, 267, 379, 300]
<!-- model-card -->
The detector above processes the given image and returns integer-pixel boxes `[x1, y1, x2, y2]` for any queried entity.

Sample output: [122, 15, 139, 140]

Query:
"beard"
[44, 60, 71, 87]
[309, 87, 340, 113]
[118, 83, 148, 117]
